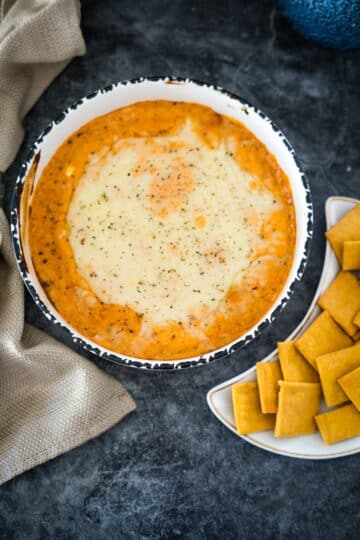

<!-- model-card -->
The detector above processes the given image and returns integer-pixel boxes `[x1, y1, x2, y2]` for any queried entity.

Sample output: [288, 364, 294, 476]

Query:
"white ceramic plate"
[207, 196, 360, 459]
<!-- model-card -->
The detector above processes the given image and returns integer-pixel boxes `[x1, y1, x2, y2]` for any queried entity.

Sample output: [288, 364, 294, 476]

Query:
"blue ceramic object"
[278, 0, 360, 49]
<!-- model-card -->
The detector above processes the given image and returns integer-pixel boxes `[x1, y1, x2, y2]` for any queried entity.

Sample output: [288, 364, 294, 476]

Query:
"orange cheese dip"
[28, 101, 296, 360]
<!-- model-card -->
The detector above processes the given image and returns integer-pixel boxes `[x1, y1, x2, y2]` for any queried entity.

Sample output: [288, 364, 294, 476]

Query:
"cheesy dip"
[28, 101, 296, 360]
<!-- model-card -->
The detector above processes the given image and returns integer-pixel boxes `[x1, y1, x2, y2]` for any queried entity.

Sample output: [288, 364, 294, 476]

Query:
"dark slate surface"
[1, 0, 360, 538]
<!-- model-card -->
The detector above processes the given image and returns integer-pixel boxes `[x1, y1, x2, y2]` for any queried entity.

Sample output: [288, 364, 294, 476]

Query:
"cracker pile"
[232, 204, 360, 445]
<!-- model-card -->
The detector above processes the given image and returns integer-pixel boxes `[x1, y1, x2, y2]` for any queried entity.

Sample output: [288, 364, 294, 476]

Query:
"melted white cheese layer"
[67, 123, 275, 325]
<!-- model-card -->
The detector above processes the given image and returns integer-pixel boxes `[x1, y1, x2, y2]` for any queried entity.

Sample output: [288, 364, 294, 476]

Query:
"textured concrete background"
[1, 0, 360, 538]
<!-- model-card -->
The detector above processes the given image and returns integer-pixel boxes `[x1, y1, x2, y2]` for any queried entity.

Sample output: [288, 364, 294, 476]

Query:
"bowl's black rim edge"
[10, 75, 313, 371]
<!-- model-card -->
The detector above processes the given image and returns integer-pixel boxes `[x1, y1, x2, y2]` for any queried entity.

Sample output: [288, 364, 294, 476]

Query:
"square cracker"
[232, 382, 275, 435]
[295, 311, 352, 370]
[316, 342, 360, 407]
[318, 271, 360, 338]
[278, 341, 319, 383]
[274, 381, 321, 437]
[315, 404, 360, 445]
[339, 365, 360, 412]
[342, 241, 360, 271]
[256, 360, 283, 413]
[326, 204, 360, 263]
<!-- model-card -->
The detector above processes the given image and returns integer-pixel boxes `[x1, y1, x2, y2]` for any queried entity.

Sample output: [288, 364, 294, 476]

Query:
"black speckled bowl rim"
[11, 76, 313, 370]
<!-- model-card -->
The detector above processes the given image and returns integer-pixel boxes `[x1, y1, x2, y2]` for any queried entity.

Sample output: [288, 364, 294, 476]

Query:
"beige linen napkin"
[0, 0, 86, 172]
[0, 211, 136, 486]
[0, 1, 136, 486]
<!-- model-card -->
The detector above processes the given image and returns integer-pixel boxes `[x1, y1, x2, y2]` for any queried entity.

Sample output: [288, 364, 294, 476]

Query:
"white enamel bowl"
[12, 77, 312, 370]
